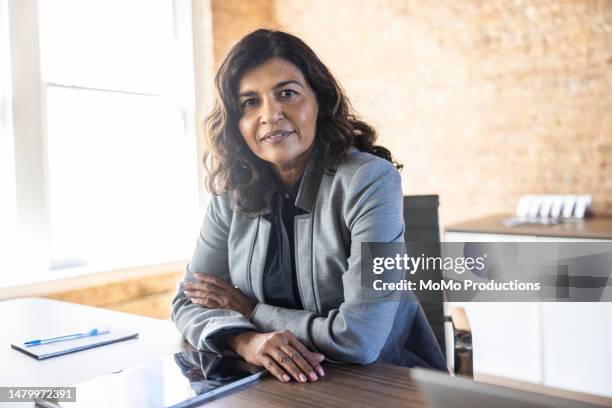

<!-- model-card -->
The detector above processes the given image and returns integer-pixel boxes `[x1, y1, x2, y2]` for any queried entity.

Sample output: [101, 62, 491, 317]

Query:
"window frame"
[4, 0, 202, 284]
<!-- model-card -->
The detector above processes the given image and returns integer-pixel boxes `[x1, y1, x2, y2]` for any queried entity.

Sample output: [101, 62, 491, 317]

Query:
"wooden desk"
[0, 298, 428, 407]
[0, 297, 187, 387]
[446, 214, 612, 240]
[2, 298, 610, 407]
[204, 363, 428, 408]
[198, 363, 612, 408]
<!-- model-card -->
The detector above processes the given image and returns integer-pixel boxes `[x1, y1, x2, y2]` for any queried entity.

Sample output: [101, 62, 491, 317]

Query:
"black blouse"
[262, 177, 304, 309]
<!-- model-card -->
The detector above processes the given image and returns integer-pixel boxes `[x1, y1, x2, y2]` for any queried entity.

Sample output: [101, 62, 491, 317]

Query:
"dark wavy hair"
[203, 29, 402, 212]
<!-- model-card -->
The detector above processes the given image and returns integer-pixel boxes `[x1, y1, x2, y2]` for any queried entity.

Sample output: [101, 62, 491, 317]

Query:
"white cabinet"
[444, 230, 612, 397]
[444, 232, 542, 384]
[541, 303, 612, 397]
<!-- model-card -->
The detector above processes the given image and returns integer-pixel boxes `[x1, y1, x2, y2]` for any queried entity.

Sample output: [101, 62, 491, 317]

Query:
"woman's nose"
[260, 98, 284, 124]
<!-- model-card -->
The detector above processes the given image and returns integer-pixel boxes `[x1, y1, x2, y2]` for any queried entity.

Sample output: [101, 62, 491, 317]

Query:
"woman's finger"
[183, 288, 205, 298]
[261, 355, 290, 383]
[280, 344, 318, 381]
[186, 281, 222, 293]
[191, 297, 220, 309]
[287, 337, 325, 377]
[185, 288, 225, 304]
[270, 348, 308, 383]
[193, 273, 233, 290]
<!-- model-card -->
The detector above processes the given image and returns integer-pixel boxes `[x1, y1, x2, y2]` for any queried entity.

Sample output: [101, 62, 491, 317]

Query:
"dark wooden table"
[445, 214, 612, 240]
[202, 362, 612, 408]
[204, 363, 428, 408]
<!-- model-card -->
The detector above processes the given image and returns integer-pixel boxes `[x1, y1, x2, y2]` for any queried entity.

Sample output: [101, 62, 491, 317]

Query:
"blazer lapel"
[249, 215, 271, 303]
[294, 163, 325, 313]
[295, 163, 324, 213]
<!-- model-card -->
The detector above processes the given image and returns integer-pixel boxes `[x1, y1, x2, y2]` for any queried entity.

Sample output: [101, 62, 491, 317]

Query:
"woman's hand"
[184, 273, 255, 317]
[229, 330, 325, 383]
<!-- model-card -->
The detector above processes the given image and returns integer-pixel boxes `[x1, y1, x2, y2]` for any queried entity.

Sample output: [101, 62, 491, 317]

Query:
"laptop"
[35, 350, 267, 408]
[411, 368, 610, 408]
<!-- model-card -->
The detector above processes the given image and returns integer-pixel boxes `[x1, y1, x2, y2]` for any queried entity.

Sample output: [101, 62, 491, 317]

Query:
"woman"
[172, 29, 446, 383]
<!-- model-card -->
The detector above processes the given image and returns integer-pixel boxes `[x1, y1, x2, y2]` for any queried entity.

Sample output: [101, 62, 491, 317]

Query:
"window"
[0, 0, 17, 272]
[3, 0, 201, 285]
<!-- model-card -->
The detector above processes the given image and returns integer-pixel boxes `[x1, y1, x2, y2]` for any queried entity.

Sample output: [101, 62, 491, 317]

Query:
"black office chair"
[403, 195, 473, 377]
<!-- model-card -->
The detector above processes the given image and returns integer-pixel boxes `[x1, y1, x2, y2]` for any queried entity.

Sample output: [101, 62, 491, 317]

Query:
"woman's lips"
[262, 131, 294, 144]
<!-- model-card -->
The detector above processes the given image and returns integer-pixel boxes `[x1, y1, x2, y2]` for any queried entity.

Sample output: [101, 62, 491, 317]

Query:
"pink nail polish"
[309, 372, 318, 381]
[317, 367, 325, 377]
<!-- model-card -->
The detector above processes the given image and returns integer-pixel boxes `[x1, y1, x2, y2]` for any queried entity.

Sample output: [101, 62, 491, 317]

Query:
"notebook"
[11, 327, 139, 360]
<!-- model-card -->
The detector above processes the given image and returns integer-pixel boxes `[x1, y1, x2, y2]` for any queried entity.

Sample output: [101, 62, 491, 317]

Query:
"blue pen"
[23, 328, 111, 347]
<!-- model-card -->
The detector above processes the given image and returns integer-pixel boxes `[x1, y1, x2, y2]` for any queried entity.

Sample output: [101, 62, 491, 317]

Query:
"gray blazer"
[172, 148, 446, 370]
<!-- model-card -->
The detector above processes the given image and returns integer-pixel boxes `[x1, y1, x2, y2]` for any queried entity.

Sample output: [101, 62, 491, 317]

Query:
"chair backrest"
[403, 195, 446, 357]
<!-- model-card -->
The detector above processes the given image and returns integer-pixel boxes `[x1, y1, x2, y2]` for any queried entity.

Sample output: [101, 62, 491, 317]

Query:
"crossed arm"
[184, 273, 324, 382]
[172, 159, 404, 383]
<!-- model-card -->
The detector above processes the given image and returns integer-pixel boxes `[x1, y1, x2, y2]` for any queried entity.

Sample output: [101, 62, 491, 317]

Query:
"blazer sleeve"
[171, 193, 257, 354]
[250, 159, 406, 364]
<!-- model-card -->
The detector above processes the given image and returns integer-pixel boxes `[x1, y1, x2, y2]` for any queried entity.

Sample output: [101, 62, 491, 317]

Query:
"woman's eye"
[241, 98, 259, 109]
[280, 89, 298, 98]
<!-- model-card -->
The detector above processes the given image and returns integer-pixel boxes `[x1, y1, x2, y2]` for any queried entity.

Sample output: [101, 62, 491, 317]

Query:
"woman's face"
[237, 58, 318, 177]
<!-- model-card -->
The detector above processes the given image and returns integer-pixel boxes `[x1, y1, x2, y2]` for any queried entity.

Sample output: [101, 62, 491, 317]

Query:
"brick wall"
[207, 1, 612, 228]
[210, 0, 276, 68]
